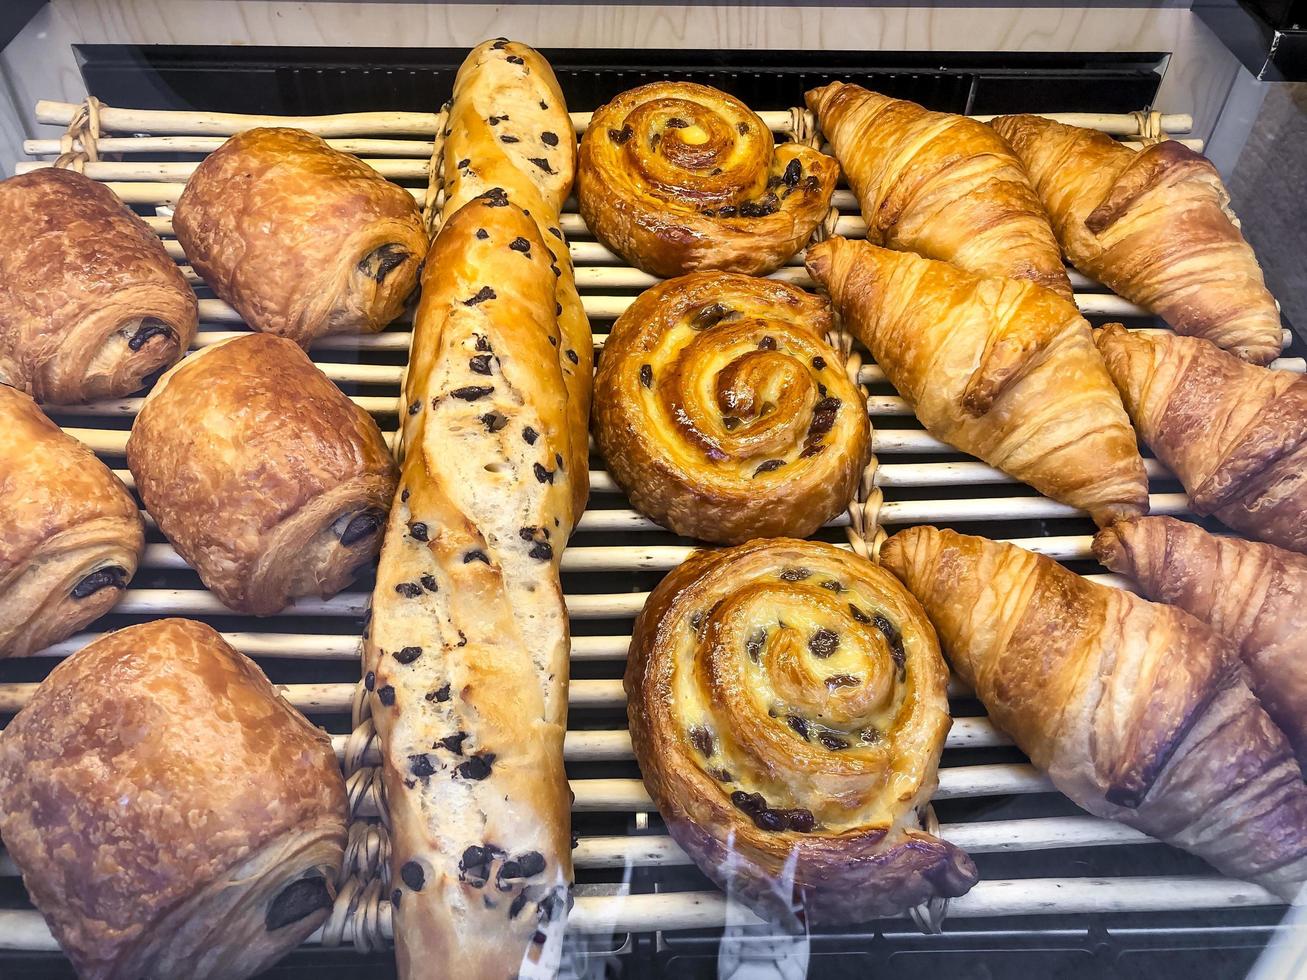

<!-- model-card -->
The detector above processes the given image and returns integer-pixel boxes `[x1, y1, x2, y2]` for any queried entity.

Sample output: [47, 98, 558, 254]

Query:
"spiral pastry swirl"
[627, 539, 978, 924]
[578, 82, 838, 277]
[594, 273, 869, 544]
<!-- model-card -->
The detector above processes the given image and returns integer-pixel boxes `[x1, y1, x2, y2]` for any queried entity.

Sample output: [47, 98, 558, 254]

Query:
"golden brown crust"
[1094, 516, 1307, 766]
[367, 197, 575, 980]
[126, 334, 398, 614]
[174, 128, 427, 347]
[1095, 324, 1307, 553]
[441, 39, 590, 525]
[0, 385, 142, 657]
[807, 84, 1070, 299]
[807, 237, 1147, 527]
[578, 82, 837, 277]
[0, 169, 197, 403]
[883, 526, 1307, 900]
[0, 619, 347, 979]
[992, 115, 1282, 365]
[626, 538, 978, 924]
[593, 272, 868, 543]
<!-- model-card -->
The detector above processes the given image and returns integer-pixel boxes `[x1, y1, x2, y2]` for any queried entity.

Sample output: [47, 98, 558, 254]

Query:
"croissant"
[592, 272, 870, 543]
[0, 385, 143, 658]
[806, 83, 1070, 299]
[882, 526, 1307, 901]
[0, 168, 197, 403]
[127, 333, 399, 614]
[1095, 323, 1307, 553]
[174, 127, 428, 347]
[441, 38, 591, 522]
[0, 619, 347, 979]
[626, 538, 979, 924]
[578, 81, 838, 277]
[1095, 516, 1307, 767]
[807, 237, 1147, 527]
[992, 115, 1282, 365]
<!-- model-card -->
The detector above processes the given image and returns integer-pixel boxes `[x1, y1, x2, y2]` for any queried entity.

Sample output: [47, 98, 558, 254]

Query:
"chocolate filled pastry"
[0, 385, 143, 657]
[0, 619, 348, 979]
[174, 128, 427, 347]
[626, 539, 979, 924]
[127, 334, 398, 614]
[578, 82, 838, 277]
[1095, 323, 1307, 553]
[593, 272, 870, 543]
[0, 168, 197, 403]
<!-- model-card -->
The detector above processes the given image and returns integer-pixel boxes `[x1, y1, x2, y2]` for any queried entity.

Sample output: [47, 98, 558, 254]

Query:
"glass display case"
[0, 3, 1304, 979]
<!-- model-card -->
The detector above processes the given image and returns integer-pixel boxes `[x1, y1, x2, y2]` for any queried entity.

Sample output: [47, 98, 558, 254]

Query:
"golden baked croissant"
[441, 38, 591, 522]
[807, 237, 1147, 526]
[1095, 323, 1306, 553]
[593, 272, 870, 543]
[0, 168, 197, 403]
[0, 619, 347, 980]
[627, 538, 978, 923]
[0, 385, 143, 658]
[992, 115, 1282, 365]
[882, 526, 1307, 901]
[807, 83, 1070, 299]
[1095, 516, 1307, 768]
[127, 334, 399, 614]
[175, 127, 428, 347]
[578, 81, 838, 277]
[367, 195, 577, 980]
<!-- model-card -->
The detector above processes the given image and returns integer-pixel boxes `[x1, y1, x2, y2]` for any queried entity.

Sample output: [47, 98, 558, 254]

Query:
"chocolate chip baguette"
[364, 195, 578, 979]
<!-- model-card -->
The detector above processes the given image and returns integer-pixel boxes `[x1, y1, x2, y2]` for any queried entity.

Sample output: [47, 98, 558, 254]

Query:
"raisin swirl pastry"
[127, 334, 398, 614]
[578, 82, 838, 277]
[594, 273, 869, 543]
[174, 128, 428, 347]
[0, 384, 143, 658]
[627, 539, 979, 924]
[0, 169, 197, 403]
[0, 619, 348, 979]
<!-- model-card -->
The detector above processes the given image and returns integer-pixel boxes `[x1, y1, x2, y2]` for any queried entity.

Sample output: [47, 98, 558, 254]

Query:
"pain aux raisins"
[730, 791, 815, 833]
[848, 603, 871, 623]
[688, 725, 715, 756]
[872, 612, 907, 678]
[757, 335, 777, 350]
[456, 753, 495, 780]
[745, 627, 767, 662]
[393, 646, 423, 664]
[779, 567, 811, 581]
[818, 733, 850, 751]
[609, 125, 634, 144]
[820, 579, 844, 592]
[808, 627, 840, 658]
[639, 364, 653, 388]
[737, 121, 750, 135]
[825, 674, 860, 689]
[753, 459, 785, 477]
[691, 303, 732, 330]
[787, 714, 810, 740]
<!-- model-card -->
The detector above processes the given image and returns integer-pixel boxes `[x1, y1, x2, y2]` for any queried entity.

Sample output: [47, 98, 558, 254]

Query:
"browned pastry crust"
[441, 38, 591, 524]
[627, 538, 978, 924]
[807, 237, 1147, 527]
[992, 115, 1282, 365]
[593, 272, 869, 543]
[1095, 516, 1307, 768]
[366, 196, 577, 980]
[807, 83, 1071, 299]
[174, 127, 427, 347]
[0, 619, 347, 979]
[578, 81, 838, 277]
[0, 169, 197, 403]
[126, 334, 398, 614]
[1095, 323, 1307, 553]
[883, 526, 1307, 901]
[0, 385, 142, 657]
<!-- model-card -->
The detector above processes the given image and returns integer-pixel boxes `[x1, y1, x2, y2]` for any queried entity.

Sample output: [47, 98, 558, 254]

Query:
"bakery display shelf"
[0, 94, 1300, 962]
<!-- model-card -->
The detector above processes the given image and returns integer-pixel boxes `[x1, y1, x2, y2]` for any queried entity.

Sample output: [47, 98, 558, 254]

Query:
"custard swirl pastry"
[806, 83, 1071, 299]
[594, 272, 869, 543]
[0, 385, 143, 658]
[0, 168, 197, 403]
[1094, 516, 1307, 768]
[1095, 323, 1306, 553]
[0, 619, 348, 980]
[992, 115, 1282, 364]
[174, 127, 427, 347]
[127, 334, 399, 614]
[884, 527, 1307, 901]
[807, 237, 1148, 527]
[578, 82, 838, 277]
[627, 539, 979, 924]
